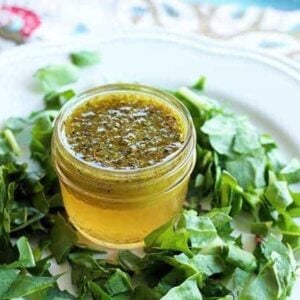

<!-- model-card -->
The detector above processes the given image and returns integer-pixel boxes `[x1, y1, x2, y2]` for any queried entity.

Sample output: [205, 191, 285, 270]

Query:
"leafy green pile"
[0, 52, 299, 300]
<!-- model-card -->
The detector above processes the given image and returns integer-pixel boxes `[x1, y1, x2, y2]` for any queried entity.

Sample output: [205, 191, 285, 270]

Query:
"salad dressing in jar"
[52, 84, 196, 249]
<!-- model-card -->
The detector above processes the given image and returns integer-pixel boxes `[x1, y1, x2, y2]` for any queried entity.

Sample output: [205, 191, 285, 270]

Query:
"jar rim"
[54, 83, 195, 178]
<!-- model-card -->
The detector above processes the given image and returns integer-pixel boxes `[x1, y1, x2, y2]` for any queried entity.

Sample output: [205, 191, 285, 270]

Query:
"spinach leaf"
[233, 121, 260, 154]
[44, 90, 75, 110]
[223, 243, 257, 272]
[238, 266, 280, 300]
[104, 269, 132, 296]
[89, 281, 112, 300]
[70, 51, 101, 67]
[222, 268, 252, 297]
[132, 285, 160, 300]
[192, 76, 206, 91]
[16, 236, 36, 268]
[49, 215, 77, 263]
[34, 64, 79, 92]
[0, 269, 56, 299]
[225, 150, 266, 190]
[279, 159, 300, 184]
[265, 180, 293, 212]
[174, 253, 226, 277]
[179, 211, 218, 248]
[160, 274, 202, 300]
[144, 217, 192, 255]
[201, 115, 236, 156]
[3, 129, 21, 155]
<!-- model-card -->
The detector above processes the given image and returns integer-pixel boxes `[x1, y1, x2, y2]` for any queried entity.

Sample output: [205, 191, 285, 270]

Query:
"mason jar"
[52, 84, 196, 249]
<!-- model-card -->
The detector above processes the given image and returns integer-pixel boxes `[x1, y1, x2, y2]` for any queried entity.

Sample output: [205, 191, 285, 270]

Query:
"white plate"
[0, 29, 299, 298]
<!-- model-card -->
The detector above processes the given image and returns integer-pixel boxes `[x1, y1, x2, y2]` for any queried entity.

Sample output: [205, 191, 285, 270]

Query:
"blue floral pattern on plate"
[0, 0, 299, 62]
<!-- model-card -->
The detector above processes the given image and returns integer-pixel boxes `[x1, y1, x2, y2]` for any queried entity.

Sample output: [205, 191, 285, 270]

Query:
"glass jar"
[52, 84, 196, 249]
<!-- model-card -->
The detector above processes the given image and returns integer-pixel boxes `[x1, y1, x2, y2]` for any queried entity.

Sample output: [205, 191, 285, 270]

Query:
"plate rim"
[0, 28, 299, 82]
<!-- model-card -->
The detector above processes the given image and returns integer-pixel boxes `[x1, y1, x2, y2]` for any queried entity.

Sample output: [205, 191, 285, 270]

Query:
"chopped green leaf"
[16, 236, 36, 268]
[224, 243, 257, 272]
[0, 269, 56, 299]
[280, 159, 300, 184]
[70, 50, 101, 67]
[0, 62, 299, 300]
[3, 129, 21, 155]
[225, 151, 266, 190]
[104, 269, 132, 296]
[34, 64, 79, 92]
[179, 211, 218, 248]
[5, 117, 27, 133]
[161, 274, 202, 300]
[174, 253, 226, 277]
[251, 221, 272, 236]
[239, 266, 280, 300]
[44, 90, 75, 110]
[118, 250, 142, 272]
[132, 285, 160, 300]
[265, 181, 293, 212]
[222, 268, 251, 297]
[201, 115, 236, 155]
[89, 281, 112, 300]
[192, 76, 206, 91]
[49, 215, 77, 263]
[177, 87, 214, 112]
[260, 234, 297, 297]
[144, 218, 192, 255]
[233, 121, 260, 154]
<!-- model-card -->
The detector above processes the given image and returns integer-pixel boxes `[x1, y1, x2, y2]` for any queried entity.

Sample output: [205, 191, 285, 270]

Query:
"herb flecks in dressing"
[64, 92, 184, 169]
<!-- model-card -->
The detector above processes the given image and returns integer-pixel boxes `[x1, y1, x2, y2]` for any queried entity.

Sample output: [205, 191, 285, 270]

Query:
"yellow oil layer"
[60, 177, 189, 248]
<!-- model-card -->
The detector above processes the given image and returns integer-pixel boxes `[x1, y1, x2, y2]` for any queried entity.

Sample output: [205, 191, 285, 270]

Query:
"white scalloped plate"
[0, 29, 299, 298]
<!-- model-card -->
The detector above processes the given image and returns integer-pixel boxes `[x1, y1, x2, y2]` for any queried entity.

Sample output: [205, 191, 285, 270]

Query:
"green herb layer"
[0, 61, 299, 299]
